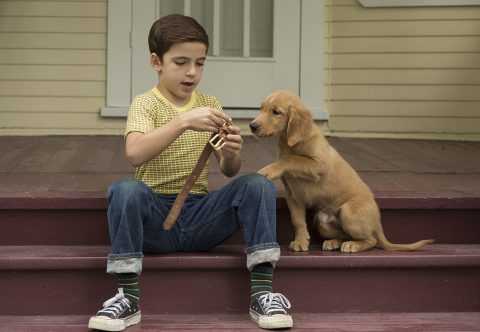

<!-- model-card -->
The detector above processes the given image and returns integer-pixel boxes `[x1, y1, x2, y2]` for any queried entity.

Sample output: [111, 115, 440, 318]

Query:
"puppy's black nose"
[249, 122, 259, 133]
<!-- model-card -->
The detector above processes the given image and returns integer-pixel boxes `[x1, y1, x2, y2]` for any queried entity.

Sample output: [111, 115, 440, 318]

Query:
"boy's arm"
[213, 125, 242, 177]
[126, 107, 230, 167]
[126, 116, 187, 167]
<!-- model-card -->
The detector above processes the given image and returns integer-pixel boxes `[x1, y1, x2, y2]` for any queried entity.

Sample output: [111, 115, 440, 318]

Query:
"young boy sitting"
[88, 14, 292, 331]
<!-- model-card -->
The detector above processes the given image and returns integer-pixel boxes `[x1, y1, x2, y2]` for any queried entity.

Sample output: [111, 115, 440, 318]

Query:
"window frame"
[101, 0, 328, 120]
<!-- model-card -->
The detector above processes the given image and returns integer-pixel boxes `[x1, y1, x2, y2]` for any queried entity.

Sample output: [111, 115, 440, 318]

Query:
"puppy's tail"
[376, 230, 434, 251]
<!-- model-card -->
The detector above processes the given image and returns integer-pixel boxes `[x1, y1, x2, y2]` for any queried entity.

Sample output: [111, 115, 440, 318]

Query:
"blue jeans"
[106, 173, 280, 275]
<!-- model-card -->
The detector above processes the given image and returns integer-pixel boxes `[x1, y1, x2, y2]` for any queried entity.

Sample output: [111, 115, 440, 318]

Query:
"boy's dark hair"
[148, 14, 209, 60]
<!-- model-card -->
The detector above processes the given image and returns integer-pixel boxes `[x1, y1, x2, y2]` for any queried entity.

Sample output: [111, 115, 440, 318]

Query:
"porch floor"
[0, 135, 479, 201]
[2, 312, 480, 332]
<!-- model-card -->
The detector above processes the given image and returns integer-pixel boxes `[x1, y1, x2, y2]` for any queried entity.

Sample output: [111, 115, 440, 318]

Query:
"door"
[131, 0, 301, 110]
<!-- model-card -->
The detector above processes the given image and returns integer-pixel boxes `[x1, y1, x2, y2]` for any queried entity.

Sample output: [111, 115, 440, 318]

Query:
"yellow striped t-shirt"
[125, 87, 222, 194]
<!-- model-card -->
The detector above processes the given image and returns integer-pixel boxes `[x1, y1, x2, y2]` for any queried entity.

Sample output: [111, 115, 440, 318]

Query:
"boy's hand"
[179, 107, 231, 133]
[221, 125, 242, 157]
[217, 124, 242, 177]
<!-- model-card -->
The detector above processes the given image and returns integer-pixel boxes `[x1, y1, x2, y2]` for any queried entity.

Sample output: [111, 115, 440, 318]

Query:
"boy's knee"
[108, 179, 149, 202]
[236, 173, 276, 196]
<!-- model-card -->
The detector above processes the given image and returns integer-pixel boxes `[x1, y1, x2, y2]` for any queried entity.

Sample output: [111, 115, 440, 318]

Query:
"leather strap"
[162, 140, 213, 230]
[163, 121, 232, 231]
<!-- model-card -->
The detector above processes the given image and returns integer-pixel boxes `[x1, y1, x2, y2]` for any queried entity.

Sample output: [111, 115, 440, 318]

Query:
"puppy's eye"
[272, 108, 281, 115]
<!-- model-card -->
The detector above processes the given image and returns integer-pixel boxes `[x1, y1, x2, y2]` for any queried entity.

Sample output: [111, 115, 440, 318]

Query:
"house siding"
[325, 0, 480, 140]
[1, 0, 479, 139]
[0, 0, 124, 135]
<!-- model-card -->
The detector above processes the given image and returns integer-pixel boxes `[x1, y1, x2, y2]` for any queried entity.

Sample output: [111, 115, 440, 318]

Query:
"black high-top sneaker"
[250, 292, 293, 329]
[88, 288, 141, 331]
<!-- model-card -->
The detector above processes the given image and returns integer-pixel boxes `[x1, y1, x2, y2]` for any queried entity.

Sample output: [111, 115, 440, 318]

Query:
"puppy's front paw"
[258, 164, 282, 181]
[289, 238, 310, 252]
[341, 241, 362, 253]
[322, 239, 343, 251]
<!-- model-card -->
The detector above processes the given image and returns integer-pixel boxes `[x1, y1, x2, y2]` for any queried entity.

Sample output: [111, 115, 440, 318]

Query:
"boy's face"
[151, 41, 207, 106]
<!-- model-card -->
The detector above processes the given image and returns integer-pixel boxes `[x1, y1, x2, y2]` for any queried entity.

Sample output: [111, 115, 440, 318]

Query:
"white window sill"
[101, 107, 329, 120]
[358, 0, 480, 7]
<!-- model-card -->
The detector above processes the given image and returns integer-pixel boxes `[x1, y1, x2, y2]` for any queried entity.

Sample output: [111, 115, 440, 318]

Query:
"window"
[102, 0, 327, 120]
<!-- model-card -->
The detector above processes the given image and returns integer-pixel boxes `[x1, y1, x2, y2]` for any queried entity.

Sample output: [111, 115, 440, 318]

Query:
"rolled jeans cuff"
[107, 253, 143, 275]
[246, 243, 280, 271]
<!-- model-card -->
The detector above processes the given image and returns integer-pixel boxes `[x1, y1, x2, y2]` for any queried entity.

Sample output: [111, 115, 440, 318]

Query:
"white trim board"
[300, 0, 326, 121]
[102, 107, 329, 120]
[106, 0, 131, 108]
[358, 0, 480, 7]
[102, 0, 328, 120]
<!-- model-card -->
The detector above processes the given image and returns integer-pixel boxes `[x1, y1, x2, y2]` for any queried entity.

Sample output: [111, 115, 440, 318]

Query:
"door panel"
[132, 0, 300, 109]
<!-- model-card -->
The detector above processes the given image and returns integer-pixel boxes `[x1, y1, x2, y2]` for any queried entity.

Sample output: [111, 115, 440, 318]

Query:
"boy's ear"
[150, 53, 162, 72]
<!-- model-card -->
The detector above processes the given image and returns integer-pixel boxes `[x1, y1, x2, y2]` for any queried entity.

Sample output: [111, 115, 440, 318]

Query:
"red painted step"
[0, 244, 479, 315]
[1, 312, 480, 332]
[1, 136, 479, 246]
[1, 193, 479, 246]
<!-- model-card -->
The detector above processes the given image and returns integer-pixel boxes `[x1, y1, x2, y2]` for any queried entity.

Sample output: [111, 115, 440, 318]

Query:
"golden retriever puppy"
[250, 90, 434, 253]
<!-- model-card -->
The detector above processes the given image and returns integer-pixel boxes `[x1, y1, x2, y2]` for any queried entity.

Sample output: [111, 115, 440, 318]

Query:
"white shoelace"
[99, 288, 131, 317]
[258, 292, 291, 315]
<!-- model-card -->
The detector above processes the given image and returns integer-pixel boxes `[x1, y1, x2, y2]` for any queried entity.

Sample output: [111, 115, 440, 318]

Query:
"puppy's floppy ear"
[286, 100, 313, 147]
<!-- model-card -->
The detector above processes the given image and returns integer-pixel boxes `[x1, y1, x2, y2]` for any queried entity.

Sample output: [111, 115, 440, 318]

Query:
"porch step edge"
[1, 192, 480, 210]
[1, 244, 479, 271]
[1, 312, 479, 332]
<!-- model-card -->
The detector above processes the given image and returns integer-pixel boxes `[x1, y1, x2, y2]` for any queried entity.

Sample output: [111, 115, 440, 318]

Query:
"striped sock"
[116, 273, 140, 305]
[250, 262, 273, 300]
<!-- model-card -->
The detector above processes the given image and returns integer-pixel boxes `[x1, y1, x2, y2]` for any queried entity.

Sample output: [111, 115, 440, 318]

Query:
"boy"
[88, 14, 292, 331]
